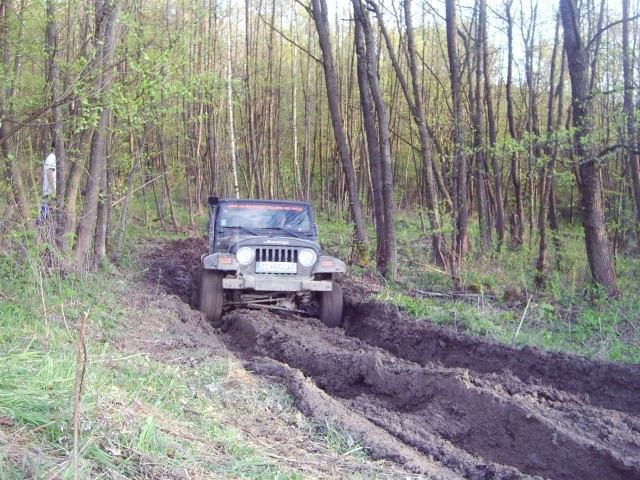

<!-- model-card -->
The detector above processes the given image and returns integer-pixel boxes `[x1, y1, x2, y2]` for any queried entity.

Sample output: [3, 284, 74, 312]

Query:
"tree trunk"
[353, 12, 386, 275]
[309, 0, 369, 264]
[0, 0, 30, 222]
[113, 130, 144, 262]
[352, 0, 397, 279]
[446, 0, 468, 290]
[45, 0, 68, 250]
[622, 0, 640, 222]
[536, 12, 562, 285]
[244, 0, 262, 198]
[158, 133, 178, 232]
[227, 13, 240, 199]
[74, 115, 109, 267]
[356, 1, 397, 279]
[266, 0, 276, 198]
[505, 0, 524, 248]
[483, 0, 504, 249]
[371, 0, 447, 267]
[473, 0, 491, 250]
[73, 0, 119, 269]
[292, 31, 303, 200]
[522, 3, 542, 242]
[94, 138, 110, 263]
[560, 0, 619, 297]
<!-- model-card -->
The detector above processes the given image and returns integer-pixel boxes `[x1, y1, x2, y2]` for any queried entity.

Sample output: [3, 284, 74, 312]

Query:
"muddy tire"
[200, 269, 224, 327]
[320, 282, 343, 328]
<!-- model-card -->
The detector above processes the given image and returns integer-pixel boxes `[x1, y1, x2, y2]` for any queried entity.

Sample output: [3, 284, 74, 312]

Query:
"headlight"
[236, 247, 255, 265]
[298, 249, 317, 267]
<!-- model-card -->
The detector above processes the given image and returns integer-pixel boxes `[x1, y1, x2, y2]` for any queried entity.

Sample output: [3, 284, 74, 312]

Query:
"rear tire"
[319, 282, 343, 328]
[200, 269, 224, 327]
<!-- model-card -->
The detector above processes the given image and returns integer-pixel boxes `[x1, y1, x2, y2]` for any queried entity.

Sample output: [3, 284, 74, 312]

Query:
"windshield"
[217, 203, 313, 233]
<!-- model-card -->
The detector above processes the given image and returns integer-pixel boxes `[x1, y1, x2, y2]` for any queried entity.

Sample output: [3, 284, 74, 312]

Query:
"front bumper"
[222, 276, 333, 291]
[202, 251, 344, 293]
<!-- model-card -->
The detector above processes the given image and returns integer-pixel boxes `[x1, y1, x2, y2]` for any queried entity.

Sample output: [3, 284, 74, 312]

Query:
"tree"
[45, 0, 68, 250]
[559, 0, 619, 297]
[353, 8, 386, 274]
[226, 10, 240, 199]
[352, 0, 397, 279]
[504, 0, 525, 248]
[535, 11, 563, 284]
[0, 0, 30, 222]
[482, 0, 505, 249]
[446, 0, 468, 289]
[622, 0, 640, 222]
[472, 0, 492, 251]
[306, 0, 369, 264]
[369, 0, 448, 267]
[73, 0, 120, 268]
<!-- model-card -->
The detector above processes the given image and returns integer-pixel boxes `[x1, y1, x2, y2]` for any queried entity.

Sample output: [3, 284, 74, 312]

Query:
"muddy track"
[148, 239, 640, 480]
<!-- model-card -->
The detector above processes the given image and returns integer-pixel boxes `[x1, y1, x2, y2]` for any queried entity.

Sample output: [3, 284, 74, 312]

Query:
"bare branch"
[258, 11, 321, 64]
[294, 0, 312, 17]
[586, 14, 640, 51]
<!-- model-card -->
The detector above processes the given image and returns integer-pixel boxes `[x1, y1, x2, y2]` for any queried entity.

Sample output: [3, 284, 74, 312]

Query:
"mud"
[144, 239, 640, 480]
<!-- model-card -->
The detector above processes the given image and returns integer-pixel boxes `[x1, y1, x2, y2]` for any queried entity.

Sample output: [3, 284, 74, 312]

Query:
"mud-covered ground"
[138, 238, 640, 480]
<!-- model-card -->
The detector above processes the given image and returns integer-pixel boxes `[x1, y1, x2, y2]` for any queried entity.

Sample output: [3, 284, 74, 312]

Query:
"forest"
[1, 0, 639, 292]
[3, 1, 640, 477]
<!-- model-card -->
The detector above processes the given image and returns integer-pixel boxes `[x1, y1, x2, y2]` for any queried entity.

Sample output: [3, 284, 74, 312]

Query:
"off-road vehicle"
[199, 197, 346, 327]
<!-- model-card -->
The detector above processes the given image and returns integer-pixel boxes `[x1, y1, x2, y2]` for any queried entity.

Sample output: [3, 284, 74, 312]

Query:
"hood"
[214, 234, 321, 254]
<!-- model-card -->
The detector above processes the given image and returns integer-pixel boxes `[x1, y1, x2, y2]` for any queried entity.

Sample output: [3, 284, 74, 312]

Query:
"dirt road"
[147, 239, 640, 480]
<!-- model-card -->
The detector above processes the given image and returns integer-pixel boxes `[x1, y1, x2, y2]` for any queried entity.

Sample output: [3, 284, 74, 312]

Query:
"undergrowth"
[2, 201, 639, 478]
[316, 210, 640, 363]
[0, 224, 381, 479]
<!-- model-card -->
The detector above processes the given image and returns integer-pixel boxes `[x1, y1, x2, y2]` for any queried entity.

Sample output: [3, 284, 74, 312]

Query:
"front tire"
[200, 269, 224, 327]
[319, 282, 343, 328]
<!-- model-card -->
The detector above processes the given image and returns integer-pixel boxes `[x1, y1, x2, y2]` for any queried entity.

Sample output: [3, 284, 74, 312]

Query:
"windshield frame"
[215, 200, 315, 236]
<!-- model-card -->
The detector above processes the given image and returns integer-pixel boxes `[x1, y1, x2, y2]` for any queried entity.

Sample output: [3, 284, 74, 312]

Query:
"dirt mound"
[344, 299, 640, 416]
[143, 239, 640, 479]
[141, 237, 205, 306]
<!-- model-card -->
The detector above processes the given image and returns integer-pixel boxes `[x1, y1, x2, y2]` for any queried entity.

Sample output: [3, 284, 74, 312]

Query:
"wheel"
[319, 282, 343, 328]
[200, 269, 225, 327]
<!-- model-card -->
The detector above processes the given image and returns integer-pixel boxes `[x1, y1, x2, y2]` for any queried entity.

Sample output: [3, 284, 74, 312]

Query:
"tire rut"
[221, 310, 640, 480]
[344, 300, 640, 416]
[146, 239, 640, 480]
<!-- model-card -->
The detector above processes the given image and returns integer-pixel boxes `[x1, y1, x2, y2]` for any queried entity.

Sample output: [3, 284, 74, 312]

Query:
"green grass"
[316, 210, 640, 363]
[317, 422, 368, 459]
[0, 235, 323, 479]
[2, 200, 639, 478]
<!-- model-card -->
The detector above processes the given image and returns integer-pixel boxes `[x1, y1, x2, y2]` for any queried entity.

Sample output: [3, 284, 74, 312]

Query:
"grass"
[1, 200, 639, 478]
[0, 223, 401, 479]
[0, 318, 313, 478]
[315, 209, 640, 363]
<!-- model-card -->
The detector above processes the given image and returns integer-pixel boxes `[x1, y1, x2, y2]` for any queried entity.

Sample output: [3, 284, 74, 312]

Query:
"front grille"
[255, 247, 299, 263]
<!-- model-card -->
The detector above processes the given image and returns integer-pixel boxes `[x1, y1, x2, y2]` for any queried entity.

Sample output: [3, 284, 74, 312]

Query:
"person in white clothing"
[43, 149, 56, 197]
[40, 147, 56, 221]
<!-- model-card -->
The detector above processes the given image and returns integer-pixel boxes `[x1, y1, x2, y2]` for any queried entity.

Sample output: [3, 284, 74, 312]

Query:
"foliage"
[317, 212, 640, 363]
[0, 231, 359, 479]
[1, 0, 640, 470]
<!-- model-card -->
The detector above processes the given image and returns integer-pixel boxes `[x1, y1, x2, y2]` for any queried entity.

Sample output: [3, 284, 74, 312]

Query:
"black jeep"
[199, 197, 346, 327]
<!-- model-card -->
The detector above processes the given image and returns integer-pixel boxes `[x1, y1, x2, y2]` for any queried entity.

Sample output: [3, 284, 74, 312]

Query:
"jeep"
[199, 197, 346, 327]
